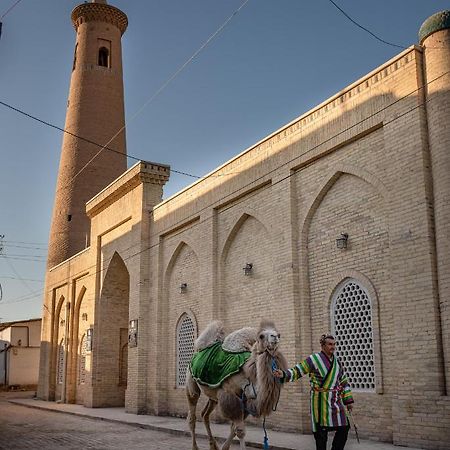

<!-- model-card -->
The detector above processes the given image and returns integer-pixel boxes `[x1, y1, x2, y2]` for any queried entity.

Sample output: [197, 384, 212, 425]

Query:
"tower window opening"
[72, 44, 78, 71]
[98, 47, 110, 68]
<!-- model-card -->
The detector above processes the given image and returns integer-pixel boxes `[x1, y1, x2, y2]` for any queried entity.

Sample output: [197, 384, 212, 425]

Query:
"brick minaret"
[47, 0, 128, 268]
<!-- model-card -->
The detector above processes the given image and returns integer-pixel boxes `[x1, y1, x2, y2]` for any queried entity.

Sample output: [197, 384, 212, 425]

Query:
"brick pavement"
[1, 392, 427, 450]
[0, 392, 239, 450]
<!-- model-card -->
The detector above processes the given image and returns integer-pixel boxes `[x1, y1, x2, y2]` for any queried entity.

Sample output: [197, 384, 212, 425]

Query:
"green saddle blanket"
[190, 341, 251, 388]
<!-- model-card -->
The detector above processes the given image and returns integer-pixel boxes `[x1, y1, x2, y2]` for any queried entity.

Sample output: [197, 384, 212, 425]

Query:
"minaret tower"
[419, 11, 450, 393]
[47, 0, 128, 268]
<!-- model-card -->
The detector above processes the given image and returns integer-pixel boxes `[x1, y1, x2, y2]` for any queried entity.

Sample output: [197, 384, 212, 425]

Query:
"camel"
[186, 320, 288, 450]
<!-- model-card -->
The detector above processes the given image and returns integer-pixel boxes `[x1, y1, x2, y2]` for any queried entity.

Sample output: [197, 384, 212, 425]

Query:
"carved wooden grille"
[57, 339, 64, 385]
[176, 315, 195, 387]
[78, 334, 87, 385]
[332, 279, 375, 391]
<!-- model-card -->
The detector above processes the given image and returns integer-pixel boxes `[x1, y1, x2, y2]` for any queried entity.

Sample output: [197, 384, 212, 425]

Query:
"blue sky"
[0, 0, 448, 322]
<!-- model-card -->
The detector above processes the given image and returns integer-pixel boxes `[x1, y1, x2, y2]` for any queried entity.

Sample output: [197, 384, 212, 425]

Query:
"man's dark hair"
[320, 334, 335, 345]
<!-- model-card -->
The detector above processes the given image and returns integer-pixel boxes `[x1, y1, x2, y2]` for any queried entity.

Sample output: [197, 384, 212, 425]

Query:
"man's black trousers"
[313, 424, 350, 450]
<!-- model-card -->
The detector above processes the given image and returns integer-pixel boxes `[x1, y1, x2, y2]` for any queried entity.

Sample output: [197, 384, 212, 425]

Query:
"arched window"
[176, 314, 195, 387]
[57, 339, 65, 385]
[332, 279, 375, 391]
[98, 47, 109, 67]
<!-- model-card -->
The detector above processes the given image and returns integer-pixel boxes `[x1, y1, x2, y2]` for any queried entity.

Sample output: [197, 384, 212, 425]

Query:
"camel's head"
[254, 320, 280, 354]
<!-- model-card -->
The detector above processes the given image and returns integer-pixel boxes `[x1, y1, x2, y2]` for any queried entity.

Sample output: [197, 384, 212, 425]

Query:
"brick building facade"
[38, 2, 450, 448]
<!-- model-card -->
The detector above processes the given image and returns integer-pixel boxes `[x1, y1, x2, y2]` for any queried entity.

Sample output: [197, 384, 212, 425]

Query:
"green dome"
[419, 10, 450, 44]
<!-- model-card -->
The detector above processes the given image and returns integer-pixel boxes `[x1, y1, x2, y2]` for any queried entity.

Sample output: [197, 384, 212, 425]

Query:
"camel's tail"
[194, 320, 225, 352]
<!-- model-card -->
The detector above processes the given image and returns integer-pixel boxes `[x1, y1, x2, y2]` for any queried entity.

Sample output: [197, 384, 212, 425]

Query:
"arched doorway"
[93, 252, 130, 407]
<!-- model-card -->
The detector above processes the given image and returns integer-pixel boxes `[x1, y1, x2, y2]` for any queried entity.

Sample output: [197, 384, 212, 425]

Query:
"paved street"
[0, 392, 239, 450]
[0, 392, 426, 450]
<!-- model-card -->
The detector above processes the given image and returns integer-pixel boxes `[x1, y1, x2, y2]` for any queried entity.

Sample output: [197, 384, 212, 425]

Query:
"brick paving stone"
[0, 393, 239, 450]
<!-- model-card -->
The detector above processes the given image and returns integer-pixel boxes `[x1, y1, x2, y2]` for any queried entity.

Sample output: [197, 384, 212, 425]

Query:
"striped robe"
[284, 351, 354, 431]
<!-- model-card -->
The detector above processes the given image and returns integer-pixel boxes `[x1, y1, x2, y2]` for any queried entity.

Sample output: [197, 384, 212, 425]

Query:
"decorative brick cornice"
[86, 161, 170, 218]
[71, 3, 128, 35]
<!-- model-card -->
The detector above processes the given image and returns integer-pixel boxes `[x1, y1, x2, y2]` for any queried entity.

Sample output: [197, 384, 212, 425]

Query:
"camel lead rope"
[262, 357, 280, 449]
[263, 416, 269, 449]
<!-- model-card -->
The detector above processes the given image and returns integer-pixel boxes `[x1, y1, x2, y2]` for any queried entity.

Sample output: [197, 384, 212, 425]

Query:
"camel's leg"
[234, 419, 247, 450]
[220, 423, 236, 450]
[186, 375, 201, 450]
[201, 398, 219, 450]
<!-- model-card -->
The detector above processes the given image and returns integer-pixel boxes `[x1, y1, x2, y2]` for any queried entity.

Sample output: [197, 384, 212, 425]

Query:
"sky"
[0, 0, 448, 323]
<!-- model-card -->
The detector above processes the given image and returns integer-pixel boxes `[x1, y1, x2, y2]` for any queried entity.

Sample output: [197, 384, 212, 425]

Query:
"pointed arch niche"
[71, 285, 90, 405]
[301, 168, 388, 360]
[220, 213, 274, 329]
[95, 252, 130, 407]
[163, 242, 200, 408]
[52, 294, 66, 402]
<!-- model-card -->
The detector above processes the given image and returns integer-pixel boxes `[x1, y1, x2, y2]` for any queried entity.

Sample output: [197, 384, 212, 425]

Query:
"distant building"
[1, 318, 41, 388]
[38, 2, 450, 449]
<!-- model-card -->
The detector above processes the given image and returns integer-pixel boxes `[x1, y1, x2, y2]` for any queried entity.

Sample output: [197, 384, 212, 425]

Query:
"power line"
[2, 289, 43, 305]
[1, 255, 40, 297]
[326, 0, 406, 49]
[3, 239, 47, 247]
[0, 255, 46, 263]
[0, 0, 250, 184]
[1, 243, 47, 250]
[0, 276, 44, 283]
[0, 0, 23, 20]
[2, 254, 46, 259]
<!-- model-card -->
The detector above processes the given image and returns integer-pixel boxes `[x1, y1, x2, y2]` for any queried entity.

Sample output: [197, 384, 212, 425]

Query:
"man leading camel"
[273, 334, 354, 450]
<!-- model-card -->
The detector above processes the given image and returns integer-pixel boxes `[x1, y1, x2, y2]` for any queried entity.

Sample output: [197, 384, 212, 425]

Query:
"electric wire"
[1, 243, 48, 250]
[53, 0, 250, 190]
[0, 276, 44, 283]
[2, 239, 47, 247]
[326, 0, 406, 49]
[0, 0, 250, 183]
[0, 0, 23, 20]
[25, 69, 448, 303]
[1, 255, 41, 304]
[0, 255, 46, 263]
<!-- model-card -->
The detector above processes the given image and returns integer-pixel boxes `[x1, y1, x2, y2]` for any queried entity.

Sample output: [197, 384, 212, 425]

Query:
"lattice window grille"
[177, 315, 195, 387]
[332, 279, 375, 391]
[78, 335, 87, 385]
[57, 339, 65, 385]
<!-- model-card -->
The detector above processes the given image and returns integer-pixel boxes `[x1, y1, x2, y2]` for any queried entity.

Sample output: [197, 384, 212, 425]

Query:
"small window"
[176, 314, 195, 387]
[98, 47, 109, 67]
[332, 279, 376, 392]
[72, 43, 78, 71]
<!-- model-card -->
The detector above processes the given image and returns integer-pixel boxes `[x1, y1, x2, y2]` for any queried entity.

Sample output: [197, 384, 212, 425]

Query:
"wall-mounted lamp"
[243, 263, 253, 276]
[336, 233, 349, 249]
[180, 283, 188, 293]
[81, 313, 88, 321]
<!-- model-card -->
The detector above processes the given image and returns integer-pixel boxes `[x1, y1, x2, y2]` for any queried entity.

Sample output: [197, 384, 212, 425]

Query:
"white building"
[0, 318, 42, 388]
